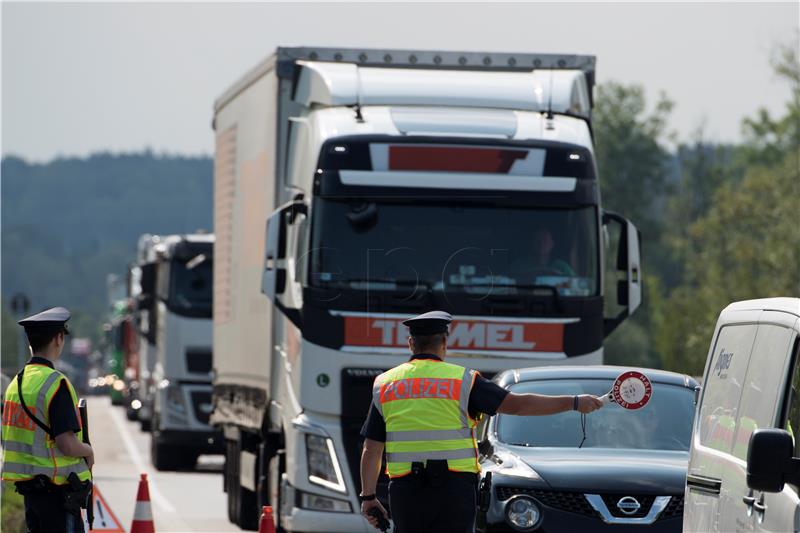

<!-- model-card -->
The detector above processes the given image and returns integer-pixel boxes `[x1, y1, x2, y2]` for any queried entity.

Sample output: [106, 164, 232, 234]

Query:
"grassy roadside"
[1, 482, 26, 533]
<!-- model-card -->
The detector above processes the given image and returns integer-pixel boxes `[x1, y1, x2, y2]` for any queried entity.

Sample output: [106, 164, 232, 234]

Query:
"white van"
[684, 297, 800, 532]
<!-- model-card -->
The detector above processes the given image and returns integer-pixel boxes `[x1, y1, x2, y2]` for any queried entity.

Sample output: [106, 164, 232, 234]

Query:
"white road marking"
[108, 406, 177, 513]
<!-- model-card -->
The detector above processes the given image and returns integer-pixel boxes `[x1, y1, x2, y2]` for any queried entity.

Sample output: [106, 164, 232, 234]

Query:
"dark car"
[477, 365, 699, 532]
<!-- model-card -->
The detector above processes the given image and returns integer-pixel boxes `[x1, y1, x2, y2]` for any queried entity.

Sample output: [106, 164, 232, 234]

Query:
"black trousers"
[389, 470, 478, 533]
[23, 490, 84, 533]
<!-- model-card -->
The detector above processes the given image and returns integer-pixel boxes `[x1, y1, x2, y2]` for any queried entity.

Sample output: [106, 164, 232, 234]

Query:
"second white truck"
[140, 233, 222, 470]
[211, 47, 643, 530]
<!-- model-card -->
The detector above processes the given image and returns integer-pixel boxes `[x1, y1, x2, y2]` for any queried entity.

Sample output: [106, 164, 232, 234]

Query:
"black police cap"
[402, 310, 453, 336]
[18, 307, 71, 336]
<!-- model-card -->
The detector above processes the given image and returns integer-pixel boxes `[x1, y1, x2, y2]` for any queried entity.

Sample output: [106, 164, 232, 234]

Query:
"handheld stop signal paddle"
[600, 370, 652, 410]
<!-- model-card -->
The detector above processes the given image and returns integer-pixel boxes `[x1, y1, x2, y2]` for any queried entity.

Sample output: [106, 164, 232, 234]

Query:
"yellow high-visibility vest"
[1, 364, 91, 485]
[372, 358, 480, 478]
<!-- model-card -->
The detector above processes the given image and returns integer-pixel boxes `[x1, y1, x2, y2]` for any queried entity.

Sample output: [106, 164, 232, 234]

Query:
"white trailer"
[211, 47, 642, 531]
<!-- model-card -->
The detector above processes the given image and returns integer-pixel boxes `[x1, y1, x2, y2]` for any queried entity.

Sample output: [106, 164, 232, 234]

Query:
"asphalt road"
[88, 396, 239, 532]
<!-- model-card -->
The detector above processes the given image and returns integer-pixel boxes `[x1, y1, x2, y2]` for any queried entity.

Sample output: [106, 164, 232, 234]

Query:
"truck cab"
[212, 47, 642, 531]
[148, 233, 222, 470]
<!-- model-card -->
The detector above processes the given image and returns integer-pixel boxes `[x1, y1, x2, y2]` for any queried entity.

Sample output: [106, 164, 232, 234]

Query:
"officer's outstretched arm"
[498, 392, 602, 416]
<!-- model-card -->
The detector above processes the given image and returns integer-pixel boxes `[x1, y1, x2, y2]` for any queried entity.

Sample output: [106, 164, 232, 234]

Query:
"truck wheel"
[226, 437, 258, 530]
[267, 451, 286, 533]
[226, 440, 237, 522]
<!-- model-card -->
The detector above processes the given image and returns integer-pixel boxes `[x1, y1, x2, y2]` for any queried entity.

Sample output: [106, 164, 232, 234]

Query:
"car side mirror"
[747, 428, 800, 492]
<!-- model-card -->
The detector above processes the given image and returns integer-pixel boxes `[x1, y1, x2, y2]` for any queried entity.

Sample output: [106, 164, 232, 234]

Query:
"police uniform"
[1, 307, 92, 533]
[360, 311, 509, 533]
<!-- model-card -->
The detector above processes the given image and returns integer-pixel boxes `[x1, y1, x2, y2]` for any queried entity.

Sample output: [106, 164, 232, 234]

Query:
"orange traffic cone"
[130, 473, 156, 533]
[259, 506, 276, 533]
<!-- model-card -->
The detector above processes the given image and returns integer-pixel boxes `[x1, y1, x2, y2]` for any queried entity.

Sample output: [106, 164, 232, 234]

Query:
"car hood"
[496, 446, 688, 494]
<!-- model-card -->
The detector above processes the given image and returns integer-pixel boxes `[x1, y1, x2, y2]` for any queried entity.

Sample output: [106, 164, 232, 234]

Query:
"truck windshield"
[309, 201, 598, 297]
[168, 255, 212, 316]
[497, 379, 695, 450]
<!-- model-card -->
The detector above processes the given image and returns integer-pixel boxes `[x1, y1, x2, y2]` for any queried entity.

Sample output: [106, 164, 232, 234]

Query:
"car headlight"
[305, 434, 346, 493]
[505, 495, 541, 531]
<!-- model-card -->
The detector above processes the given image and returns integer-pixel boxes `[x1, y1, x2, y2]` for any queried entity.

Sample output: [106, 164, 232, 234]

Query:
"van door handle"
[742, 495, 756, 506]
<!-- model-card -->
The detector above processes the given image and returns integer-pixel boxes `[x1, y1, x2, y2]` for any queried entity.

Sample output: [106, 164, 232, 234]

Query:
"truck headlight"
[505, 495, 541, 531]
[299, 491, 352, 513]
[305, 434, 346, 493]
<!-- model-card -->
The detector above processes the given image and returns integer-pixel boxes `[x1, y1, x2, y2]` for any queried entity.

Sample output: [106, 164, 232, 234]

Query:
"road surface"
[88, 396, 239, 532]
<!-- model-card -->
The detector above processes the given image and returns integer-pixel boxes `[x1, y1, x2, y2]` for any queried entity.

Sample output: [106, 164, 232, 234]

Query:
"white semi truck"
[137, 233, 222, 470]
[211, 47, 642, 531]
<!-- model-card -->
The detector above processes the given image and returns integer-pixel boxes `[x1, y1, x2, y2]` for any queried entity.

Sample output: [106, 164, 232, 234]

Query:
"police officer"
[359, 311, 603, 532]
[1, 307, 94, 533]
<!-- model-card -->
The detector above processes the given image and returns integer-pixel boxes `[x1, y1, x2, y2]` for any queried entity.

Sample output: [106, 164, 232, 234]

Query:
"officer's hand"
[361, 499, 388, 530]
[577, 395, 604, 413]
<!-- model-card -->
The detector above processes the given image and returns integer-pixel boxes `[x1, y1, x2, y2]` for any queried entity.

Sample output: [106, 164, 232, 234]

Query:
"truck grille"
[190, 390, 213, 425]
[186, 349, 212, 374]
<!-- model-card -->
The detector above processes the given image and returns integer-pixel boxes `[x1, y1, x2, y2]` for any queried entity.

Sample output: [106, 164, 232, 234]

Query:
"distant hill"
[1, 152, 213, 336]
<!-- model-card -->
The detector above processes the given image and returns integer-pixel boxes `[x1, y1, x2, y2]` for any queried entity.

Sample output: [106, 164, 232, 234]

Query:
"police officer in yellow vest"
[359, 311, 603, 532]
[1, 307, 94, 533]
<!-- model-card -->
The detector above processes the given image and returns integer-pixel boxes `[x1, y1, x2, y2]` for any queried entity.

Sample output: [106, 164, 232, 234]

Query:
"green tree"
[2, 302, 22, 375]
[594, 82, 675, 240]
[657, 148, 800, 374]
[593, 82, 675, 368]
[657, 45, 800, 374]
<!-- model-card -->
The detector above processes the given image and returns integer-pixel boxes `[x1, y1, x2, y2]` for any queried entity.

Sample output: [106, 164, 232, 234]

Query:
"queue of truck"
[97, 46, 800, 533]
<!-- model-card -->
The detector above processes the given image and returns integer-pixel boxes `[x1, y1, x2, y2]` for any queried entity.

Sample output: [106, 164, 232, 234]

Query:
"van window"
[732, 324, 795, 460]
[783, 338, 800, 493]
[698, 324, 757, 454]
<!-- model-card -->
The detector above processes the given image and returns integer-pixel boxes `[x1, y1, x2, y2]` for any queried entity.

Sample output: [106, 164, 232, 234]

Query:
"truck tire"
[267, 450, 286, 533]
[258, 441, 287, 533]
[226, 437, 258, 530]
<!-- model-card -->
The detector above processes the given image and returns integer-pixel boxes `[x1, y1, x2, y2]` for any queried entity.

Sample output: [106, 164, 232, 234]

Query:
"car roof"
[493, 365, 698, 390]
[724, 297, 800, 317]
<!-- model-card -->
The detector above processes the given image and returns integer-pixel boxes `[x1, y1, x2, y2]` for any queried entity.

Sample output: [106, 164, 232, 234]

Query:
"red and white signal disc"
[611, 371, 652, 410]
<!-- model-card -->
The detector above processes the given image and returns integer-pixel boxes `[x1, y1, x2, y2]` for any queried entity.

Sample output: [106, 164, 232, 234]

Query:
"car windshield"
[496, 379, 695, 451]
[309, 202, 598, 297]
[168, 255, 212, 315]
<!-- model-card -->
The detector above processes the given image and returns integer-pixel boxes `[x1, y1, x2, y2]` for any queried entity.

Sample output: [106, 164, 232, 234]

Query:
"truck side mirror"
[602, 211, 642, 336]
[747, 428, 800, 492]
[262, 200, 308, 301]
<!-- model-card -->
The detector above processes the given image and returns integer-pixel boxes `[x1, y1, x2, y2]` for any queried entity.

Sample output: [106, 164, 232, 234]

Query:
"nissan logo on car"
[617, 496, 641, 515]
